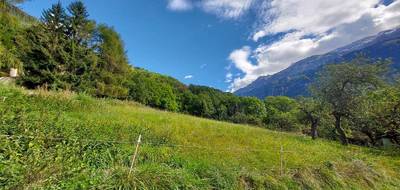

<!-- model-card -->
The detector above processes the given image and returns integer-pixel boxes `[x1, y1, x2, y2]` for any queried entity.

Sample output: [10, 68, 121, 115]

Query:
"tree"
[311, 57, 390, 145]
[20, 2, 92, 90]
[127, 69, 179, 111]
[264, 96, 300, 131]
[20, 25, 69, 89]
[360, 83, 400, 145]
[180, 90, 201, 115]
[67, 1, 94, 45]
[62, 2, 96, 91]
[92, 24, 131, 98]
[237, 97, 266, 125]
[41, 2, 67, 36]
[21, 2, 71, 89]
[298, 97, 325, 139]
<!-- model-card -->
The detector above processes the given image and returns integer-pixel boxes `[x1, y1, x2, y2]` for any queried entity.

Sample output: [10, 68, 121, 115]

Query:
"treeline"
[128, 68, 274, 127]
[1, 1, 399, 147]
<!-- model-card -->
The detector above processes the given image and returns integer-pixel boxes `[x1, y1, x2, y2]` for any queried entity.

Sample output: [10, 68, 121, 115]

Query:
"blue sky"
[19, 0, 400, 92]
[19, 0, 255, 91]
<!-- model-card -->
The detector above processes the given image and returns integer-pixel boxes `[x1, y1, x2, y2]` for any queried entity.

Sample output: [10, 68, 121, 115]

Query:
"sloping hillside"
[1, 85, 399, 189]
[235, 28, 400, 98]
[0, 2, 36, 24]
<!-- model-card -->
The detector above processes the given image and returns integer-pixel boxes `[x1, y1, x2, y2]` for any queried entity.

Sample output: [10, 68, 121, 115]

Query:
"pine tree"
[41, 2, 67, 35]
[67, 1, 92, 44]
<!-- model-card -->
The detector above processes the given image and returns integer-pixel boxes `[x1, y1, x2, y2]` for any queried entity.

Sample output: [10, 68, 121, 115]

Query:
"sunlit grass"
[1, 85, 399, 189]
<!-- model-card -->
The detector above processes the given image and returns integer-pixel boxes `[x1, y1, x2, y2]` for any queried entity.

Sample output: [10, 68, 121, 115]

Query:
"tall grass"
[0, 85, 399, 189]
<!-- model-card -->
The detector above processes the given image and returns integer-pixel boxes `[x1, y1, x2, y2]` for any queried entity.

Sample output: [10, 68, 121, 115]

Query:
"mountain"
[235, 28, 400, 98]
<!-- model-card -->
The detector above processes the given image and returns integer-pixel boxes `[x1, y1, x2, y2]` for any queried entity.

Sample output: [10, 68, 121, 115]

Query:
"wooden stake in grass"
[129, 134, 142, 176]
[280, 145, 284, 176]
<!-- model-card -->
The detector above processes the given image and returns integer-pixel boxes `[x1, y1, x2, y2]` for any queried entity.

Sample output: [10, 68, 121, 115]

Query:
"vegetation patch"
[1, 85, 399, 189]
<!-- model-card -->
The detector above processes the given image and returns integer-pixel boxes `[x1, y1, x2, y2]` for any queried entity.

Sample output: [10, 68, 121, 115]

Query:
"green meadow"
[1, 85, 399, 189]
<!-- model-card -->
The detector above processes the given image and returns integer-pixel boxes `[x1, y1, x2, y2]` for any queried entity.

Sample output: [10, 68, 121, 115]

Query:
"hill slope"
[0, 2, 36, 24]
[235, 28, 400, 98]
[1, 85, 400, 189]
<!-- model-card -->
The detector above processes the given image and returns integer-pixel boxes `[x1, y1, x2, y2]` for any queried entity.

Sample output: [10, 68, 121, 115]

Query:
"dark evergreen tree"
[67, 1, 93, 45]
[41, 2, 67, 36]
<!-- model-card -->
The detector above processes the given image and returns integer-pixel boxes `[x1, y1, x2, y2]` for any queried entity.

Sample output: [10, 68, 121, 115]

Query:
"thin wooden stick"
[129, 134, 142, 176]
[280, 145, 284, 176]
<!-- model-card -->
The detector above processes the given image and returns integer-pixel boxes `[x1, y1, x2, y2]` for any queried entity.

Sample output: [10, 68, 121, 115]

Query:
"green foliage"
[0, 11, 23, 71]
[126, 70, 271, 126]
[186, 85, 268, 125]
[297, 97, 329, 139]
[264, 96, 300, 131]
[128, 69, 179, 111]
[0, 42, 21, 70]
[41, 2, 68, 36]
[19, 25, 70, 89]
[312, 57, 389, 117]
[1, 85, 399, 189]
[350, 83, 400, 145]
[0, 1, 36, 24]
[67, 1, 93, 45]
[16, 1, 130, 98]
[311, 57, 391, 145]
[91, 24, 130, 98]
[234, 96, 266, 125]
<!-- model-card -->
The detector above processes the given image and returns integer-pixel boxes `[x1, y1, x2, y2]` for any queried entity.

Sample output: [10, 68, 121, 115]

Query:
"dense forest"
[1, 1, 399, 147]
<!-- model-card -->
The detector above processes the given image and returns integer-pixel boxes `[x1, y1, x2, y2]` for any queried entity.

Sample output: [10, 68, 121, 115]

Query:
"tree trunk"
[361, 127, 376, 146]
[334, 114, 348, 145]
[311, 119, 319, 140]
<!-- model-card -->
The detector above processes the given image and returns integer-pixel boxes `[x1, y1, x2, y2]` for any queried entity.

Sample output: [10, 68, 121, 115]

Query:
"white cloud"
[167, 0, 254, 18]
[227, 0, 400, 92]
[253, 0, 381, 41]
[225, 72, 233, 83]
[227, 46, 259, 91]
[184, 75, 193, 79]
[228, 46, 256, 74]
[201, 0, 254, 19]
[167, 0, 193, 11]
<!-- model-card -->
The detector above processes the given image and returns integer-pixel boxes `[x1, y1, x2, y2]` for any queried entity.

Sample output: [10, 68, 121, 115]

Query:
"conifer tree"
[41, 2, 67, 35]
[67, 1, 92, 44]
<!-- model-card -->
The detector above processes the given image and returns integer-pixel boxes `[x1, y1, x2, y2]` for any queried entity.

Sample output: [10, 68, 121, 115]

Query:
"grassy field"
[1, 85, 400, 189]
